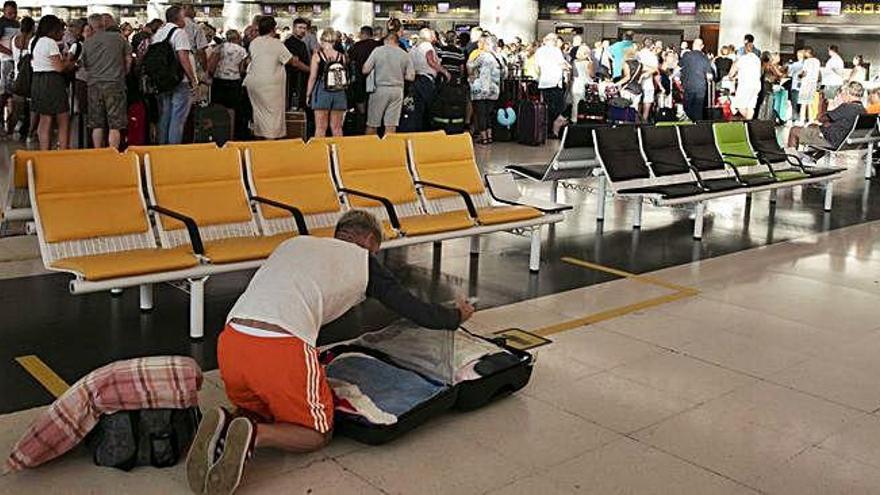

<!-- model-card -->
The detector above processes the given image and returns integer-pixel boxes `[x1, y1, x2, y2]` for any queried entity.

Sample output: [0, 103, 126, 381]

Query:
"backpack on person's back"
[319, 51, 349, 92]
[142, 27, 183, 94]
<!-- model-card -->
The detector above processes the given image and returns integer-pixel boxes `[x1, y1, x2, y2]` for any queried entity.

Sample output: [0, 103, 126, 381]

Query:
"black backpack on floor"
[85, 407, 201, 471]
[142, 27, 183, 94]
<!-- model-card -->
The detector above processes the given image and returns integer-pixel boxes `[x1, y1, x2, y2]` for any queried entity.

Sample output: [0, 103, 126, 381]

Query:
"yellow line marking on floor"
[15, 355, 70, 398]
[561, 256, 700, 294]
[533, 291, 697, 337]
[531, 257, 701, 337]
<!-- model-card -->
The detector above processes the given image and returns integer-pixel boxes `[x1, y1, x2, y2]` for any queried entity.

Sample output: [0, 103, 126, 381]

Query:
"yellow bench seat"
[202, 234, 294, 264]
[476, 206, 543, 225]
[396, 211, 475, 236]
[51, 247, 200, 281]
[309, 224, 400, 240]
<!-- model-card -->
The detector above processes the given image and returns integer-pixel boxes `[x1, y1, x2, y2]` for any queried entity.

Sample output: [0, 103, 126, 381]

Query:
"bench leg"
[824, 181, 834, 212]
[189, 277, 208, 340]
[470, 236, 480, 255]
[632, 197, 643, 229]
[529, 227, 541, 273]
[550, 179, 559, 203]
[693, 201, 705, 240]
[866, 143, 874, 180]
[110, 288, 123, 297]
[596, 176, 606, 221]
[139, 284, 154, 312]
[769, 189, 778, 203]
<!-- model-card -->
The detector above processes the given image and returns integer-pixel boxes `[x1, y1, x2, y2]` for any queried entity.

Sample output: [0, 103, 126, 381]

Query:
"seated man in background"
[788, 81, 865, 163]
[185, 210, 475, 495]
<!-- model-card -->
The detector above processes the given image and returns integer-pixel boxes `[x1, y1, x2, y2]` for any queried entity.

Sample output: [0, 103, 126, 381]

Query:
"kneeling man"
[186, 210, 474, 494]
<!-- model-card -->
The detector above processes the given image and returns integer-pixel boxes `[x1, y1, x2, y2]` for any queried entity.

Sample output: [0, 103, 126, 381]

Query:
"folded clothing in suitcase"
[322, 321, 533, 444]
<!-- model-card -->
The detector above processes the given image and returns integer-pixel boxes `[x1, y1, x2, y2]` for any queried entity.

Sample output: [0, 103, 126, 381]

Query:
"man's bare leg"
[255, 422, 331, 453]
[108, 129, 121, 149]
[92, 128, 105, 148]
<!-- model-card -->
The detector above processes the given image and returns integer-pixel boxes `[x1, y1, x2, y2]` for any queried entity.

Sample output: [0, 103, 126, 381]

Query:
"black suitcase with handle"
[517, 100, 548, 146]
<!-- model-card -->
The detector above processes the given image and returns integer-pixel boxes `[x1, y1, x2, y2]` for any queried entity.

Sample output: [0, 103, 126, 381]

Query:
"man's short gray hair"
[845, 81, 865, 99]
[87, 13, 103, 30]
[334, 210, 383, 243]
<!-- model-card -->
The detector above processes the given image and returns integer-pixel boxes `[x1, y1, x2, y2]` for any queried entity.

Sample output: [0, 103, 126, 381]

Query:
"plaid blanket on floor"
[5, 355, 202, 472]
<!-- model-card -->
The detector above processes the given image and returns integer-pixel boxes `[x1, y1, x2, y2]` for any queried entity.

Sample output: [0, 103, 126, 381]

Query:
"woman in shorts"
[30, 15, 73, 150]
[306, 28, 347, 137]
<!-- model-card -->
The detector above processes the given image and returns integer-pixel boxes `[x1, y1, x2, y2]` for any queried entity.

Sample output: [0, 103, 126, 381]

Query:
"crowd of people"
[1, 0, 879, 153]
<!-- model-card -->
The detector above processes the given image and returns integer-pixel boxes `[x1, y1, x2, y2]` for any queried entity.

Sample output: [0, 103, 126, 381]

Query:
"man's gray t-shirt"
[363, 45, 414, 88]
[82, 31, 131, 85]
[822, 101, 865, 149]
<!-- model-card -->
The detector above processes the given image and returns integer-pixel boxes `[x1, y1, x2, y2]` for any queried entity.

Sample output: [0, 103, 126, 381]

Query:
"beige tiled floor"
[3, 222, 880, 493]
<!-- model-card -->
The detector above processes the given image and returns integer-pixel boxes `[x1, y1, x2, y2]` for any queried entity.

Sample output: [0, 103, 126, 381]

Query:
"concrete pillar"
[221, 1, 263, 32]
[330, 0, 374, 35]
[719, 0, 783, 53]
[480, 0, 538, 43]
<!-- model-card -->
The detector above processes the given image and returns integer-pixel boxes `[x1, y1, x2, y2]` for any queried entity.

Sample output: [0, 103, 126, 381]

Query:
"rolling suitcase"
[323, 322, 534, 445]
[517, 100, 547, 146]
[126, 101, 147, 147]
[343, 109, 366, 136]
[285, 110, 307, 139]
[705, 80, 725, 122]
[192, 103, 231, 145]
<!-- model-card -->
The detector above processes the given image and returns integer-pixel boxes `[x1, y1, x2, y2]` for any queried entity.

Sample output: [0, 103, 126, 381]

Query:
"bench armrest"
[485, 172, 572, 213]
[685, 153, 745, 182]
[338, 188, 401, 230]
[251, 196, 308, 235]
[755, 150, 808, 173]
[148, 205, 205, 255]
[414, 180, 479, 219]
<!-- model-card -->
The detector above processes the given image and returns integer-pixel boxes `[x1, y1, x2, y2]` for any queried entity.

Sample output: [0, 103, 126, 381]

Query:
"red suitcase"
[517, 100, 547, 146]
[126, 101, 147, 146]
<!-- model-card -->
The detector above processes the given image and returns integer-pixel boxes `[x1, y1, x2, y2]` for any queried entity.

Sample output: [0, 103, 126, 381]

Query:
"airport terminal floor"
[3, 136, 880, 493]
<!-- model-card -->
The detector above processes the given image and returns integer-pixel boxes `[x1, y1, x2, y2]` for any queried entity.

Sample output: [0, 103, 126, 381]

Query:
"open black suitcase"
[321, 322, 534, 445]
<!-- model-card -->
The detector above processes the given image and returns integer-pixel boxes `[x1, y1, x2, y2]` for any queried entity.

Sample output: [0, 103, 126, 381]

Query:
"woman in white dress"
[797, 46, 822, 124]
[728, 44, 762, 120]
[243, 16, 301, 139]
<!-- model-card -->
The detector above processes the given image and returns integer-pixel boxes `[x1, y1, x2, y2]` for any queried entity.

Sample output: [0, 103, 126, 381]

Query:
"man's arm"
[366, 256, 463, 330]
[177, 50, 196, 84]
[427, 49, 450, 80]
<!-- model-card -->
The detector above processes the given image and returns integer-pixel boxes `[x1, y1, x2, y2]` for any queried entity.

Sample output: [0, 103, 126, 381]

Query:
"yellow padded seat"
[127, 143, 217, 159]
[336, 138, 419, 206]
[247, 140, 341, 218]
[396, 211, 474, 236]
[309, 135, 380, 147]
[476, 206, 543, 225]
[409, 134, 486, 199]
[146, 146, 252, 230]
[15, 148, 118, 189]
[31, 151, 151, 243]
[383, 131, 445, 141]
[202, 234, 293, 264]
[308, 226, 336, 238]
[50, 247, 198, 281]
[309, 224, 400, 240]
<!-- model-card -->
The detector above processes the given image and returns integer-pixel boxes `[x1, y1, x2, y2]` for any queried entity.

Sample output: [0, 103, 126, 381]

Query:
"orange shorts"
[217, 326, 334, 433]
